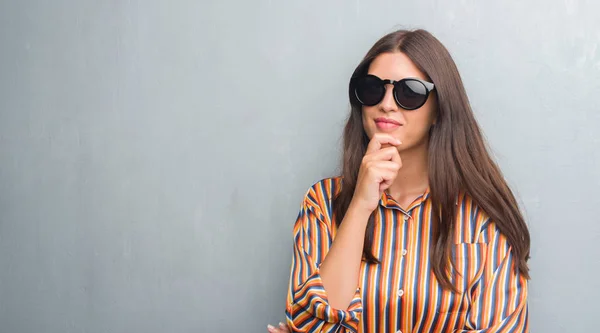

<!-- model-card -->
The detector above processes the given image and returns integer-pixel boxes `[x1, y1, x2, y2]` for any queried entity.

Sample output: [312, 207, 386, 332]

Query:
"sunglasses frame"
[352, 74, 435, 110]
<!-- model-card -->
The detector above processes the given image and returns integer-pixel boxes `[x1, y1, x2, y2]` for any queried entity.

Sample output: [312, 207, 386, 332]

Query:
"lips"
[375, 117, 401, 125]
[375, 117, 402, 131]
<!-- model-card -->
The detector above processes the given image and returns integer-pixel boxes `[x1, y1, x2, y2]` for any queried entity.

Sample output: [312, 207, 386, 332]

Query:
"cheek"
[406, 112, 431, 127]
[361, 107, 377, 134]
[403, 111, 435, 140]
[362, 106, 377, 120]
[409, 103, 436, 128]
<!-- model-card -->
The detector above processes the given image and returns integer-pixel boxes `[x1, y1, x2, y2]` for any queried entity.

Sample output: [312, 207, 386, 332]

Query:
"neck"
[388, 143, 429, 200]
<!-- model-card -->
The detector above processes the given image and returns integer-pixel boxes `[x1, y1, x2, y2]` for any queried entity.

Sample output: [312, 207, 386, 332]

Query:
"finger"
[366, 134, 401, 154]
[366, 134, 402, 154]
[389, 146, 401, 165]
[370, 166, 399, 184]
[373, 161, 402, 172]
[267, 323, 289, 333]
[380, 180, 392, 192]
[380, 141, 401, 149]
[365, 147, 402, 163]
[364, 160, 401, 172]
[363, 161, 401, 181]
[379, 178, 394, 192]
[376, 168, 398, 191]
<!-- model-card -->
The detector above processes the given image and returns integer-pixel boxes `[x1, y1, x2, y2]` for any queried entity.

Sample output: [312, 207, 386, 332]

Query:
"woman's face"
[361, 52, 437, 152]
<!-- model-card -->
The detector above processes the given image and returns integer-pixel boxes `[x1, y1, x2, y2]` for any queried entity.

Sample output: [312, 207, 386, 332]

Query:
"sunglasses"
[352, 74, 435, 110]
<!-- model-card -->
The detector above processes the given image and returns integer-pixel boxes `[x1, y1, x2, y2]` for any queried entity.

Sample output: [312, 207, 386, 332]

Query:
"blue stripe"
[384, 210, 397, 332]
[411, 207, 422, 327]
[501, 253, 513, 319]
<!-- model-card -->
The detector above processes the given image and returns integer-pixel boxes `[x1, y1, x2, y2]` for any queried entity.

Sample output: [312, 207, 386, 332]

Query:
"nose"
[379, 84, 398, 112]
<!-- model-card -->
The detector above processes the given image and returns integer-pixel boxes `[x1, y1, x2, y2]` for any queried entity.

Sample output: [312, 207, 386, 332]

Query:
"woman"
[268, 29, 530, 333]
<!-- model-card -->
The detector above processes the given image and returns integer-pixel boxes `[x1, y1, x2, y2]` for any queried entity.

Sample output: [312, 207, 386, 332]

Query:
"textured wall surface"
[1, 0, 599, 332]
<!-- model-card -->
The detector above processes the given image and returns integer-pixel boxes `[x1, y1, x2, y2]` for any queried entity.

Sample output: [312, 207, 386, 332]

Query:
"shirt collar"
[379, 187, 431, 213]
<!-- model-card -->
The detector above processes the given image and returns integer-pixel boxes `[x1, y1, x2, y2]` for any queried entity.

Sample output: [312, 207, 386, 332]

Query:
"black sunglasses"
[352, 74, 435, 110]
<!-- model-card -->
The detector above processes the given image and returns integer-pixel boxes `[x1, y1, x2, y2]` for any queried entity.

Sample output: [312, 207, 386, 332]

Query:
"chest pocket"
[435, 242, 488, 315]
[450, 243, 487, 294]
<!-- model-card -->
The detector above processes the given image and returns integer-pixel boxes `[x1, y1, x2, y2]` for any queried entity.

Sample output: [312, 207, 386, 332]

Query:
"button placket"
[396, 210, 409, 333]
[400, 213, 409, 257]
[396, 212, 408, 303]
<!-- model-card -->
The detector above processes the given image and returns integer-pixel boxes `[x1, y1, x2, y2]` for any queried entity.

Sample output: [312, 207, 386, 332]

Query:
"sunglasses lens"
[396, 80, 428, 110]
[355, 76, 384, 106]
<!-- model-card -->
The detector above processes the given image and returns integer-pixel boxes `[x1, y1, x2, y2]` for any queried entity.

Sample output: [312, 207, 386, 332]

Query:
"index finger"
[366, 133, 402, 154]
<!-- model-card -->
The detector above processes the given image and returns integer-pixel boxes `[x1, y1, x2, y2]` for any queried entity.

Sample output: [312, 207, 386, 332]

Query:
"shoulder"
[302, 176, 342, 211]
[298, 176, 342, 224]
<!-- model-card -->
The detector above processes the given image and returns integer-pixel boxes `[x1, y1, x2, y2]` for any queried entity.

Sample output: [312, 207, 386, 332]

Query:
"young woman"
[268, 29, 530, 333]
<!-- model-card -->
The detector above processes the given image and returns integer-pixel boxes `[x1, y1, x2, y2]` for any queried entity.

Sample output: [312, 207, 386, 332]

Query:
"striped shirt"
[285, 177, 528, 333]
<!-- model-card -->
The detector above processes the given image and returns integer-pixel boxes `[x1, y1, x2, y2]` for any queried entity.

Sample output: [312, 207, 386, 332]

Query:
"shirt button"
[397, 289, 404, 297]
[401, 249, 407, 256]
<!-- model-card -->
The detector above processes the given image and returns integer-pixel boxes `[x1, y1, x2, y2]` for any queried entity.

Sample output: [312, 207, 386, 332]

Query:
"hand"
[350, 133, 402, 214]
[267, 322, 290, 333]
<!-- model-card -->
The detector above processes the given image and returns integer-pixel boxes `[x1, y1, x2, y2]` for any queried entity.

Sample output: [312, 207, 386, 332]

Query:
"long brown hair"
[333, 29, 530, 291]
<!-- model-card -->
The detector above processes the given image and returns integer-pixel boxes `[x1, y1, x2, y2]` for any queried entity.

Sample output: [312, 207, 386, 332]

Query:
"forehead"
[367, 52, 428, 81]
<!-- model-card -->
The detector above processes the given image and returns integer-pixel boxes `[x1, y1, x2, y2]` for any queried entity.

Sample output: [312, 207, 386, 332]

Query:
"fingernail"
[267, 324, 275, 330]
[279, 322, 285, 327]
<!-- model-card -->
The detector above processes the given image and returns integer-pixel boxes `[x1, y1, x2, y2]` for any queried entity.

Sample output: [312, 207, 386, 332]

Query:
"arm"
[455, 224, 529, 332]
[320, 202, 371, 309]
[284, 186, 368, 333]
[285, 134, 402, 332]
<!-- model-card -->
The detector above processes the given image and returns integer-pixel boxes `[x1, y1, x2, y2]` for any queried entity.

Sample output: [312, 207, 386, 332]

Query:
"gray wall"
[1, 0, 599, 332]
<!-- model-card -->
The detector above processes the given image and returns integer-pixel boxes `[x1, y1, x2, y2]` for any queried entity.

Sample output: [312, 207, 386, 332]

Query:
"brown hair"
[333, 29, 530, 291]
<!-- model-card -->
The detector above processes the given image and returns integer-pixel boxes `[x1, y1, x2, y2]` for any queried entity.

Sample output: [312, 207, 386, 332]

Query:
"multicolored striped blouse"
[285, 177, 528, 333]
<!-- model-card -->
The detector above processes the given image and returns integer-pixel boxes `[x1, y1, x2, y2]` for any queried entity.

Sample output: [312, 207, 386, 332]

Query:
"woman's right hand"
[350, 133, 402, 214]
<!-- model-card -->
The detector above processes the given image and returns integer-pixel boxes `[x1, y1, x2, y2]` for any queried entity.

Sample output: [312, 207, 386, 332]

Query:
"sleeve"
[285, 187, 363, 333]
[455, 222, 529, 333]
